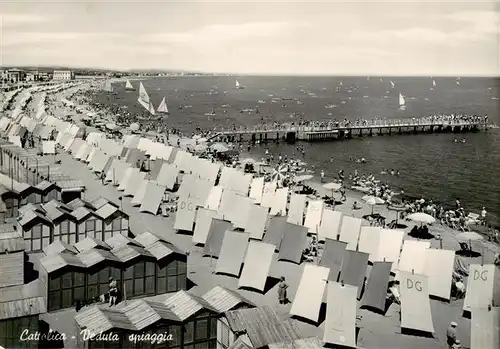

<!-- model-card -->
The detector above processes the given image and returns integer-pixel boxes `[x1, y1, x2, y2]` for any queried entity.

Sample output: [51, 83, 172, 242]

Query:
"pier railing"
[216, 118, 488, 135]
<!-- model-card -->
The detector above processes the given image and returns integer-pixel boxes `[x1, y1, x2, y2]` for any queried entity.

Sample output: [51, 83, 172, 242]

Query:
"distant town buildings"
[52, 70, 75, 80]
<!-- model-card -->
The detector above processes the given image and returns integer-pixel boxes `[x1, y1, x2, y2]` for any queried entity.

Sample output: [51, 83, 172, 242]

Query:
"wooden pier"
[209, 118, 491, 143]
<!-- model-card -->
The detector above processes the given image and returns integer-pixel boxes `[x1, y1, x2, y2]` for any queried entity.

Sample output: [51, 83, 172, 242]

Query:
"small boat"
[363, 96, 369, 98]
[221, 104, 231, 108]
[325, 104, 336, 109]
[236, 80, 245, 89]
[491, 97, 499, 100]
[268, 94, 274, 97]
[430, 79, 436, 91]
[157, 97, 169, 114]
[399, 92, 406, 110]
[257, 100, 266, 104]
[103, 81, 114, 93]
[125, 79, 135, 91]
[390, 81, 395, 88]
[137, 82, 155, 115]
[296, 101, 303, 105]
[205, 111, 216, 116]
[241, 108, 254, 113]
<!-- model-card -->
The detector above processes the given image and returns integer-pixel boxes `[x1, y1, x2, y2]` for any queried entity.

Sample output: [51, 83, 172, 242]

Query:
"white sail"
[432, 80, 436, 87]
[125, 79, 134, 90]
[157, 97, 169, 114]
[339, 80, 343, 86]
[137, 82, 155, 115]
[456, 81, 460, 85]
[399, 93, 406, 106]
[103, 81, 113, 93]
[390, 81, 395, 88]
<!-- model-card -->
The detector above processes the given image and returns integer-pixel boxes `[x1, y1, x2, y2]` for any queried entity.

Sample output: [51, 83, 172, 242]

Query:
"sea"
[92, 76, 500, 227]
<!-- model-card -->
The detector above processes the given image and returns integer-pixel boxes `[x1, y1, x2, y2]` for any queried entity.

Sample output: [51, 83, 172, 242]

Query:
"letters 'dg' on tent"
[463, 264, 496, 312]
[399, 271, 435, 334]
[174, 196, 197, 232]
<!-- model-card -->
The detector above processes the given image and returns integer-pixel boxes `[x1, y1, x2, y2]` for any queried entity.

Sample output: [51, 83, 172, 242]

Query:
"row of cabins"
[0, 227, 314, 349]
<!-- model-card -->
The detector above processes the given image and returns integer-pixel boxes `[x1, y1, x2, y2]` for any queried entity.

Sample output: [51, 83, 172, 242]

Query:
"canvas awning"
[269, 187, 288, 216]
[397, 240, 431, 277]
[423, 249, 455, 301]
[215, 231, 249, 276]
[373, 229, 404, 264]
[357, 226, 381, 261]
[260, 181, 277, 208]
[471, 307, 500, 349]
[463, 264, 495, 312]
[289, 264, 330, 323]
[130, 180, 149, 206]
[238, 241, 274, 292]
[139, 182, 166, 215]
[173, 195, 197, 232]
[205, 185, 223, 210]
[156, 163, 178, 190]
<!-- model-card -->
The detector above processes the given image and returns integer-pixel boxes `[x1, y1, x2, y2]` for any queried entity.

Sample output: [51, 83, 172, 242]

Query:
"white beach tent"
[397, 240, 431, 277]
[373, 229, 404, 264]
[318, 209, 342, 242]
[238, 241, 275, 292]
[399, 271, 435, 334]
[215, 231, 249, 276]
[192, 208, 219, 245]
[339, 215, 362, 250]
[290, 264, 330, 322]
[204, 185, 223, 211]
[139, 182, 166, 215]
[463, 264, 496, 312]
[261, 181, 277, 208]
[324, 282, 358, 348]
[243, 205, 269, 240]
[155, 163, 178, 190]
[174, 194, 197, 232]
[287, 194, 307, 226]
[123, 171, 146, 197]
[304, 200, 324, 234]
[470, 306, 500, 349]
[269, 187, 288, 216]
[357, 226, 381, 262]
[249, 177, 265, 204]
[130, 180, 150, 206]
[423, 248, 455, 300]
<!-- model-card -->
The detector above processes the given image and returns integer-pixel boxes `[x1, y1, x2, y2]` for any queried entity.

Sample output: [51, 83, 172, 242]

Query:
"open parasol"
[363, 195, 385, 214]
[210, 143, 229, 152]
[272, 164, 289, 187]
[129, 123, 140, 131]
[323, 182, 342, 199]
[406, 212, 436, 225]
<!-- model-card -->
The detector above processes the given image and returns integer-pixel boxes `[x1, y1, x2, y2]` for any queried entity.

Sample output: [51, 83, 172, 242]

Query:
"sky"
[0, 0, 499, 76]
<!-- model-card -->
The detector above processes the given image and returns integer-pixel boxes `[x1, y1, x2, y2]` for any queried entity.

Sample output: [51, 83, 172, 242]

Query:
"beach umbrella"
[457, 231, 484, 256]
[192, 143, 208, 153]
[407, 212, 436, 224]
[240, 158, 256, 164]
[294, 174, 313, 183]
[129, 123, 140, 131]
[272, 164, 289, 186]
[210, 143, 229, 152]
[363, 195, 385, 214]
[323, 182, 342, 199]
[105, 123, 117, 131]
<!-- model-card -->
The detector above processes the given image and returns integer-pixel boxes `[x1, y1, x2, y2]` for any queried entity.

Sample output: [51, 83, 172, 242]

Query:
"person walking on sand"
[320, 170, 325, 183]
[278, 276, 289, 304]
[108, 277, 118, 306]
[446, 322, 458, 349]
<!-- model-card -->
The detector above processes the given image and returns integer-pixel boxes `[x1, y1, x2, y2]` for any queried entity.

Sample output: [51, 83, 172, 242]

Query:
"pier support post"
[359, 129, 362, 137]
[398, 127, 402, 134]
[259, 134, 263, 143]
[369, 129, 372, 136]
[379, 128, 382, 135]
[388, 127, 391, 135]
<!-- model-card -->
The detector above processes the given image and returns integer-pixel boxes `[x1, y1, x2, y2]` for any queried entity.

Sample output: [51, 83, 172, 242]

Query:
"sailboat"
[125, 79, 135, 91]
[137, 82, 155, 115]
[103, 81, 114, 93]
[430, 79, 436, 91]
[390, 81, 395, 89]
[157, 97, 169, 114]
[236, 80, 244, 90]
[398, 93, 406, 110]
[456, 77, 460, 86]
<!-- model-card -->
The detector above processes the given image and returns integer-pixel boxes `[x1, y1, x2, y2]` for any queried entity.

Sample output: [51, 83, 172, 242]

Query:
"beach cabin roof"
[66, 198, 90, 210]
[34, 180, 57, 194]
[42, 201, 76, 224]
[0, 251, 24, 287]
[0, 225, 24, 253]
[121, 299, 180, 331]
[40, 252, 86, 273]
[202, 285, 255, 313]
[89, 196, 111, 210]
[105, 234, 143, 249]
[75, 306, 136, 338]
[55, 179, 84, 192]
[43, 239, 79, 256]
[71, 206, 99, 222]
[225, 306, 303, 349]
[95, 203, 123, 221]
[163, 290, 217, 321]
[0, 175, 34, 197]
[78, 248, 121, 268]
[18, 209, 53, 230]
[0, 281, 46, 320]
[75, 237, 112, 253]
[111, 244, 154, 263]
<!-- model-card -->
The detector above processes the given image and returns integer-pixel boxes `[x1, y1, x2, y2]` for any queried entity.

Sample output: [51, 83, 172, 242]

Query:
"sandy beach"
[4, 81, 495, 349]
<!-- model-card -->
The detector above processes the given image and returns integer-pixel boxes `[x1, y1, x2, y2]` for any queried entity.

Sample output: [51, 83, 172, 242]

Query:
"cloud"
[2, 31, 126, 47]
[444, 10, 499, 35]
[143, 21, 299, 45]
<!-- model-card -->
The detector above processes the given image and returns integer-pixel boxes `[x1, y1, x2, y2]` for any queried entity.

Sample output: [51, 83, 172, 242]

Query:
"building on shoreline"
[53, 70, 75, 80]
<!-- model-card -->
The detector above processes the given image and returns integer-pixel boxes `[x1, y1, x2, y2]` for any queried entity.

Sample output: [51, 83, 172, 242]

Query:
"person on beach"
[446, 322, 458, 349]
[481, 207, 487, 225]
[277, 276, 289, 304]
[451, 339, 461, 349]
[320, 170, 325, 182]
[108, 277, 118, 306]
